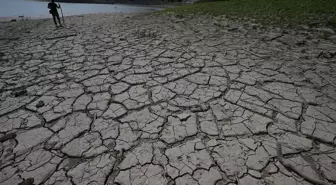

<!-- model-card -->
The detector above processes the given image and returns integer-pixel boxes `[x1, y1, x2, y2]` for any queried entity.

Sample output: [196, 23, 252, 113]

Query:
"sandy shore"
[1, 12, 336, 185]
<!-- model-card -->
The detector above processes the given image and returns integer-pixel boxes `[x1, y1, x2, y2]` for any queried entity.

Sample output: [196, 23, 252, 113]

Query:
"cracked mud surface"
[1, 13, 336, 185]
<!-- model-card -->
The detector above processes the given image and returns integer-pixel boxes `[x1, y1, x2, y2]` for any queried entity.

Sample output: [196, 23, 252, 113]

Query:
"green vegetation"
[165, 0, 336, 26]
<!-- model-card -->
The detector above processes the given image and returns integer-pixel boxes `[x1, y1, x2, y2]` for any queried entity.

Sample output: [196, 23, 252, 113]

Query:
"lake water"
[0, 0, 163, 18]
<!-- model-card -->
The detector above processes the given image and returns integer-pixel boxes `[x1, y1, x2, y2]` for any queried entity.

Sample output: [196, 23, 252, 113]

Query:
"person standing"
[48, 0, 62, 27]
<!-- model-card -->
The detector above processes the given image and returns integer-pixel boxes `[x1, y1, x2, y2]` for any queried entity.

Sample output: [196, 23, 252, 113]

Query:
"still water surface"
[0, 0, 162, 18]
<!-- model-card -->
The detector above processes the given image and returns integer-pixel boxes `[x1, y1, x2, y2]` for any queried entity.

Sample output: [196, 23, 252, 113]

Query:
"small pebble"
[36, 100, 45, 108]
[13, 89, 27, 97]
[18, 178, 34, 185]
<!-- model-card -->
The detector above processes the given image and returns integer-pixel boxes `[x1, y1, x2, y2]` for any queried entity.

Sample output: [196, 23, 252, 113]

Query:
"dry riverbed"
[0, 13, 336, 185]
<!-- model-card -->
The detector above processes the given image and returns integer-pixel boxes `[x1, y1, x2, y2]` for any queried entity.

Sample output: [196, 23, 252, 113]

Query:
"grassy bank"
[165, 0, 336, 27]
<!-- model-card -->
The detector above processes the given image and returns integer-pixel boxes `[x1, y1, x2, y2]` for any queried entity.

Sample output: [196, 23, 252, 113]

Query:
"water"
[0, 0, 162, 18]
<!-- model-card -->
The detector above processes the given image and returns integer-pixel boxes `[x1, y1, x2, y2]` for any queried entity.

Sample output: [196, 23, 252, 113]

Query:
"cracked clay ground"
[0, 13, 336, 185]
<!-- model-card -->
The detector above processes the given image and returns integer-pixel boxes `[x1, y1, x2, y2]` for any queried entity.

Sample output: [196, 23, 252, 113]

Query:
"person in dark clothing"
[48, 0, 62, 27]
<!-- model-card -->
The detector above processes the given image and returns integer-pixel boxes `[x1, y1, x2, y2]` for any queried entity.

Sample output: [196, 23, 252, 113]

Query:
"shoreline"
[0, 12, 136, 22]
[0, 16, 46, 23]
[35, 0, 184, 6]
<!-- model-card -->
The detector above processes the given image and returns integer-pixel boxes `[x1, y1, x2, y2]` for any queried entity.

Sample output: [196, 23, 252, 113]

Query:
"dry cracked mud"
[0, 13, 336, 185]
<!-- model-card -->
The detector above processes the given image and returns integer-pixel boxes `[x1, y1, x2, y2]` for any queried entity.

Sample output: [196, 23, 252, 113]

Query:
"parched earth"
[0, 13, 336, 185]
